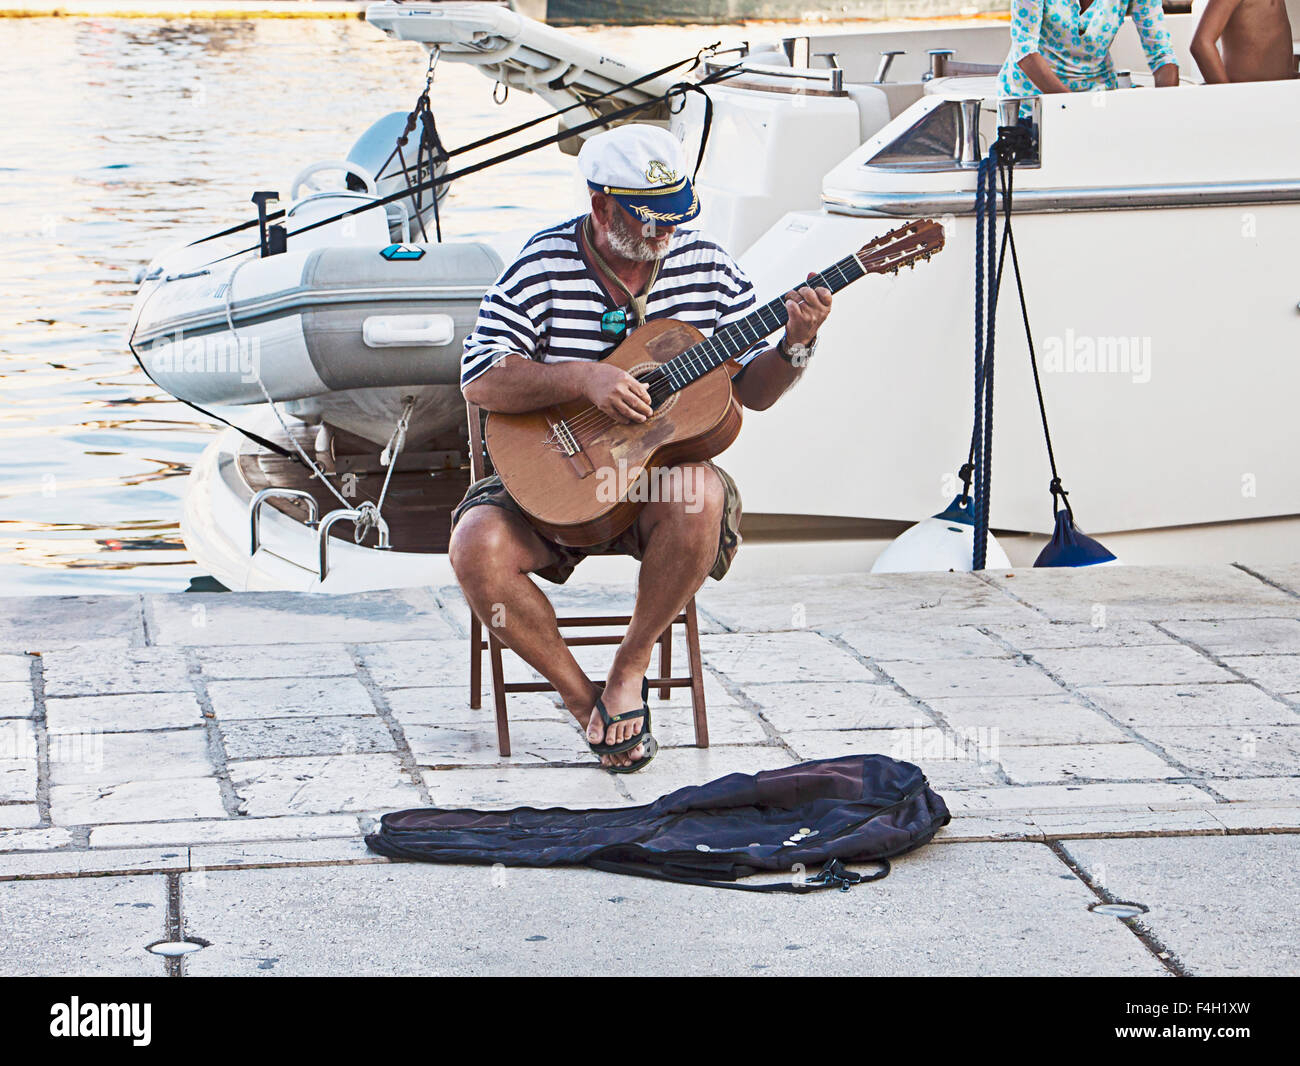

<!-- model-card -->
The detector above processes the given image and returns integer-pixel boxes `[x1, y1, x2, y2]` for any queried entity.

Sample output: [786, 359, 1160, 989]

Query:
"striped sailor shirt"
[459, 215, 771, 390]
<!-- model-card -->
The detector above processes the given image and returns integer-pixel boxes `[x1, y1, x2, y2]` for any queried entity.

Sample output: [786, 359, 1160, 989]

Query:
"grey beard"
[607, 216, 670, 262]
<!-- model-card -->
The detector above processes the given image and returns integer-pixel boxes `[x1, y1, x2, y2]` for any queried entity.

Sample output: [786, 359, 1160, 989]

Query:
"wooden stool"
[463, 402, 709, 756]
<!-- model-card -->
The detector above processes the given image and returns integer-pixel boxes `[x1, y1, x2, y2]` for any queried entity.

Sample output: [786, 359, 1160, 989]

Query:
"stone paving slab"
[219, 715, 395, 761]
[177, 842, 1164, 977]
[0, 681, 35, 719]
[986, 620, 1177, 649]
[878, 657, 1061, 699]
[0, 656, 32, 684]
[0, 874, 167, 976]
[382, 687, 568, 726]
[0, 594, 143, 650]
[1212, 777, 1300, 804]
[0, 758, 38, 804]
[698, 572, 1039, 633]
[836, 622, 1009, 662]
[985, 564, 1300, 622]
[0, 827, 73, 853]
[148, 589, 457, 646]
[926, 694, 1131, 745]
[995, 741, 1182, 785]
[420, 765, 626, 808]
[1221, 655, 1300, 695]
[46, 692, 204, 733]
[1160, 617, 1300, 655]
[1079, 683, 1296, 729]
[51, 778, 227, 826]
[206, 676, 376, 720]
[1027, 644, 1237, 686]
[1130, 724, 1300, 778]
[0, 805, 40, 829]
[229, 753, 422, 817]
[1061, 834, 1300, 975]
[359, 637, 537, 689]
[944, 782, 1212, 813]
[49, 727, 211, 788]
[196, 643, 356, 680]
[405, 718, 590, 767]
[89, 814, 362, 849]
[745, 681, 924, 732]
[0, 846, 189, 882]
[1241, 562, 1300, 596]
[40, 646, 191, 696]
[702, 631, 877, 685]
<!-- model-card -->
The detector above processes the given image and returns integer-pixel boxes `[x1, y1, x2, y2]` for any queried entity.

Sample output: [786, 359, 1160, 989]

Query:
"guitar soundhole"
[632, 361, 678, 419]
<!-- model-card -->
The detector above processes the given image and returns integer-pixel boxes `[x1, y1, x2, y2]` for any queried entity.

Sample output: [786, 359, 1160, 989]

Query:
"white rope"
[222, 258, 400, 549]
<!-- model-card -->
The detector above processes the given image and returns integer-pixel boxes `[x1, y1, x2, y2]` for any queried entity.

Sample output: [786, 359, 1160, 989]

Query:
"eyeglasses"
[600, 307, 629, 341]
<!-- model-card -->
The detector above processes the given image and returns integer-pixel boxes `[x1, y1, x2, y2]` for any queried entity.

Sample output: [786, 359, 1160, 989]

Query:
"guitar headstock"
[854, 219, 946, 276]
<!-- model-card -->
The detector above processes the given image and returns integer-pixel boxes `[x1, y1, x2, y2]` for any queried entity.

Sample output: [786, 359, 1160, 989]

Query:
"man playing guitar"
[450, 124, 832, 771]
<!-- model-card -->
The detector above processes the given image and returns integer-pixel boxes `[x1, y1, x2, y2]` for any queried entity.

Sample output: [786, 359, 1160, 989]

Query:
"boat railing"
[250, 488, 320, 556]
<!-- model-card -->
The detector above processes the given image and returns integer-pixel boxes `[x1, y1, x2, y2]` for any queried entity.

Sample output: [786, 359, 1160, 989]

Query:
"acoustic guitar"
[485, 218, 946, 547]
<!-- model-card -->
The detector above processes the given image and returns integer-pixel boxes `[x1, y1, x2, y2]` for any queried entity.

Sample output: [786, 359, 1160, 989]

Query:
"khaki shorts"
[450, 461, 743, 585]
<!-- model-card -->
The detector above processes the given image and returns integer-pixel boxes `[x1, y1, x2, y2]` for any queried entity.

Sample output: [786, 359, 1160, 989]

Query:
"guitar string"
[549, 241, 925, 444]
[552, 258, 857, 443]
[546, 234, 934, 447]
[551, 256, 863, 445]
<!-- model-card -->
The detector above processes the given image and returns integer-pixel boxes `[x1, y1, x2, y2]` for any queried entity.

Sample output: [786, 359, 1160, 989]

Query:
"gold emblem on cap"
[645, 159, 676, 185]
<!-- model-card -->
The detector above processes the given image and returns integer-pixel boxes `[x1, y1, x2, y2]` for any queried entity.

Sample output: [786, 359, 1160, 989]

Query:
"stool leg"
[684, 599, 708, 748]
[488, 632, 511, 757]
[469, 614, 482, 710]
[657, 623, 672, 700]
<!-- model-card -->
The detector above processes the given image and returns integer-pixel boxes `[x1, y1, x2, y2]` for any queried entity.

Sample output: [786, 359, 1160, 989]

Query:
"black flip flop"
[587, 677, 652, 757]
[604, 733, 658, 774]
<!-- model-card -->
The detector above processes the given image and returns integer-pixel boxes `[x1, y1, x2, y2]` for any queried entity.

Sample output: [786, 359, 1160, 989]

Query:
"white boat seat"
[283, 193, 394, 251]
[924, 74, 1001, 98]
[843, 83, 894, 144]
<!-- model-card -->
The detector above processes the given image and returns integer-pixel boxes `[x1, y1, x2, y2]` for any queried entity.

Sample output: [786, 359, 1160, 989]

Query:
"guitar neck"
[656, 252, 866, 394]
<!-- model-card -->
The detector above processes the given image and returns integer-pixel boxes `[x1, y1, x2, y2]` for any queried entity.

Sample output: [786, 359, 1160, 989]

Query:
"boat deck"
[238, 422, 471, 554]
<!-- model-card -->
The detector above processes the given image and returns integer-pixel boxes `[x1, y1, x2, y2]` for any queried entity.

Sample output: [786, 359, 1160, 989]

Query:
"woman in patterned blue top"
[998, 0, 1180, 98]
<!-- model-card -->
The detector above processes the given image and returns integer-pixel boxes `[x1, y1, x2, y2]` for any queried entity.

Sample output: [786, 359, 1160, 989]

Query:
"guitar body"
[484, 318, 743, 547]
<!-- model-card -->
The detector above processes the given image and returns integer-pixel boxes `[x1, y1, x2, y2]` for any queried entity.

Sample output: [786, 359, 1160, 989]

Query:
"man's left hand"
[784, 272, 832, 347]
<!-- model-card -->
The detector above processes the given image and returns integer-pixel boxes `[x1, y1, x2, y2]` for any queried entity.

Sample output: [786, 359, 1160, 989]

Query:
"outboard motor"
[347, 111, 449, 244]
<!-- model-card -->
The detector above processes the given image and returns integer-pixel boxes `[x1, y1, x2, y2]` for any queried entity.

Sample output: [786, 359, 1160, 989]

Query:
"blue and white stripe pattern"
[459, 215, 770, 390]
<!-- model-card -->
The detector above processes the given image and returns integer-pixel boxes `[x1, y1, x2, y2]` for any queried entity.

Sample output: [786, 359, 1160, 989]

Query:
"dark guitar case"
[364, 753, 950, 893]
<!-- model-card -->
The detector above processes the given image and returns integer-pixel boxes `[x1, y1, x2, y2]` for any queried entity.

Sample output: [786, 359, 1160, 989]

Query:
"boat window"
[866, 100, 963, 168]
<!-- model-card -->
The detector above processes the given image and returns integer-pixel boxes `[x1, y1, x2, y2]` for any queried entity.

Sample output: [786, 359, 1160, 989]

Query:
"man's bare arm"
[1191, 0, 1245, 82]
[462, 353, 654, 423]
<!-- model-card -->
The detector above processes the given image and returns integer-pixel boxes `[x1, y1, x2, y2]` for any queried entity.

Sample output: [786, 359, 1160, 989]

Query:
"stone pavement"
[0, 561, 1297, 975]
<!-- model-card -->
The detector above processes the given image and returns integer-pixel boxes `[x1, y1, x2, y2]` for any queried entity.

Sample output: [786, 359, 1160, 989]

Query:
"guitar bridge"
[549, 418, 580, 456]
[546, 416, 595, 479]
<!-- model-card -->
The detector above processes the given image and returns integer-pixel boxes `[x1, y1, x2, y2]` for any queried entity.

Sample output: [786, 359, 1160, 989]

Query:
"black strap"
[586, 855, 890, 893]
[124, 328, 303, 464]
[186, 46, 725, 250]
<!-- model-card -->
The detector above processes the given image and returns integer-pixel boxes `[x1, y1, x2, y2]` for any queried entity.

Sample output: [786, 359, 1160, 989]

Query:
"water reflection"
[0, 14, 878, 595]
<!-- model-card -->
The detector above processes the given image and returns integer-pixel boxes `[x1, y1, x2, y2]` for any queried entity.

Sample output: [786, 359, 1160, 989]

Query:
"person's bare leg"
[591, 463, 725, 752]
[450, 507, 634, 766]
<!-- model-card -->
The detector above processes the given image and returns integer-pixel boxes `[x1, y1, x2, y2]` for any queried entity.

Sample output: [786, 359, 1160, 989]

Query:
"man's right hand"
[582, 362, 653, 424]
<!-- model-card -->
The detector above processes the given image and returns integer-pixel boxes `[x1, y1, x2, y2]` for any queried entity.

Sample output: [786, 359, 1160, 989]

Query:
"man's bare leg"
[450, 507, 635, 767]
[589, 462, 726, 752]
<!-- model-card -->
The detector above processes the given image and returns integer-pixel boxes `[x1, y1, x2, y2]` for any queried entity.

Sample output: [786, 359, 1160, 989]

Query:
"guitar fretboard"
[653, 251, 866, 395]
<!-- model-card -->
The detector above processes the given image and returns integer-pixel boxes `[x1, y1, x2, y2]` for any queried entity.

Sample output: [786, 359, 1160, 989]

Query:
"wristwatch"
[778, 334, 817, 367]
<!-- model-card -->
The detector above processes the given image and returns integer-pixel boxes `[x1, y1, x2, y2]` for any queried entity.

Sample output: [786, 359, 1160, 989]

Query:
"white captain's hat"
[578, 123, 699, 225]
